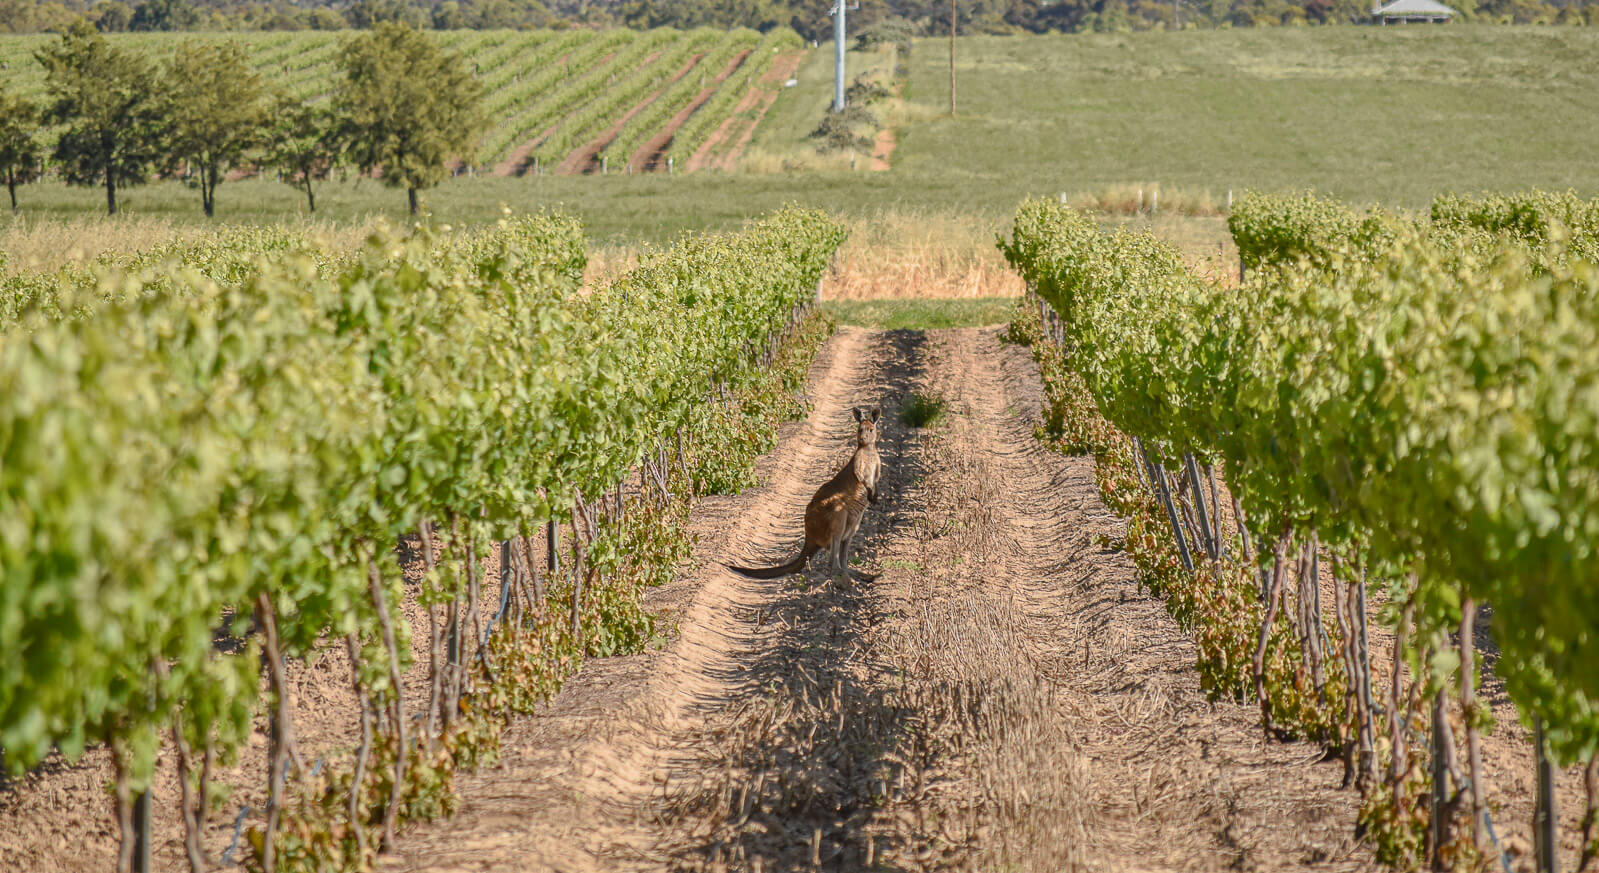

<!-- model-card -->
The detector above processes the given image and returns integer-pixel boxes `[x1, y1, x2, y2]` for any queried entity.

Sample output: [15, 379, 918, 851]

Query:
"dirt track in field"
[373, 326, 1378, 873]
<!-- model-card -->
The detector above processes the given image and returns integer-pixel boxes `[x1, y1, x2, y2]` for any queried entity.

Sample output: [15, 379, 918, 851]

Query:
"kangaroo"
[728, 406, 882, 582]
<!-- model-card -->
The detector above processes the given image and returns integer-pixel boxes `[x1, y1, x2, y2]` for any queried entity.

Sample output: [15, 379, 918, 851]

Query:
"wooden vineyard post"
[1183, 453, 1217, 560]
[1536, 717, 1560, 873]
[569, 498, 586, 639]
[1461, 599, 1488, 852]
[1430, 685, 1454, 870]
[493, 539, 515, 634]
[1152, 459, 1194, 572]
[547, 519, 560, 579]
[366, 557, 406, 850]
[132, 788, 152, 873]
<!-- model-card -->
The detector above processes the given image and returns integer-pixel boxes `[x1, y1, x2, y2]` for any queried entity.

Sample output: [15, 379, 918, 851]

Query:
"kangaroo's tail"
[727, 543, 820, 579]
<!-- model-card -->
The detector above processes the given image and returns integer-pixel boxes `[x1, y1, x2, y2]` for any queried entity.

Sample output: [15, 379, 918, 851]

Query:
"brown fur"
[728, 406, 882, 580]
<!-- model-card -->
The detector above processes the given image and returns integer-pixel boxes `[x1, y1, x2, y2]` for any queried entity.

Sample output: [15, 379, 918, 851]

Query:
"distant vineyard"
[0, 27, 806, 175]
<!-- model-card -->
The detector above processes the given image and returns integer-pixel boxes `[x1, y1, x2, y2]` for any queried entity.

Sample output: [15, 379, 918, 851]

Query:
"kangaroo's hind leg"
[843, 513, 877, 583]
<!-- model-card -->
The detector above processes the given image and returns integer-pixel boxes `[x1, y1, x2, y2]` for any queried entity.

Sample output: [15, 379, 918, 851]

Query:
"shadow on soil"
[653, 329, 933, 872]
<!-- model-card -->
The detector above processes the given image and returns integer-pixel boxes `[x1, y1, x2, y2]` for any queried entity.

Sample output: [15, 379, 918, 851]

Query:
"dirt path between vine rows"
[628, 49, 752, 173]
[690, 51, 805, 173]
[377, 326, 1376, 873]
[555, 53, 706, 176]
[491, 50, 633, 177]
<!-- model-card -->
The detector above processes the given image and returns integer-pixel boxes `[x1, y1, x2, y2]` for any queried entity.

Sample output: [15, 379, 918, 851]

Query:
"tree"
[164, 42, 268, 217]
[307, 6, 347, 28]
[346, 0, 426, 27]
[36, 20, 168, 216]
[264, 96, 340, 214]
[92, 0, 134, 31]
[129, 0, 198, 31]
[334, 22, 484, 216]
[0, 83, 42, 212]
[432, 0, 467, 28]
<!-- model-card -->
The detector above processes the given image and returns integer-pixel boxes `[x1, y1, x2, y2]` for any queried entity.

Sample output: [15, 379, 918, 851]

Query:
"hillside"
[890, 26, 1599, 208]
[0, 27, 808, 175]
[1, 26, 1597, 236]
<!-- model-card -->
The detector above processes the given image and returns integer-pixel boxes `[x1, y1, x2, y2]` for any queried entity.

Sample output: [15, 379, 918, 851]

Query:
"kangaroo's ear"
[870, 406, 881, 423]
[853, 406, 863, 422]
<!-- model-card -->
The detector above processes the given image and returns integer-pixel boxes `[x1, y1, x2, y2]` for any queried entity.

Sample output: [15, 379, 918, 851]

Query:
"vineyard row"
[0, 26, 804, 175]
[1003, 190, 1599, 871]
[0, 206, 847, 872]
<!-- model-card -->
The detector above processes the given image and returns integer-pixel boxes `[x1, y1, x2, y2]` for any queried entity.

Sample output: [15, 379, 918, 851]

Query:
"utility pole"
[832, 0, 846, 113]
[949, 0, 957, 115]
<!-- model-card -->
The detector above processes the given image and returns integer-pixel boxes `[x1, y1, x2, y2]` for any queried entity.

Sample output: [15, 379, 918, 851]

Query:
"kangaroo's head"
[852, 406, 882, 449]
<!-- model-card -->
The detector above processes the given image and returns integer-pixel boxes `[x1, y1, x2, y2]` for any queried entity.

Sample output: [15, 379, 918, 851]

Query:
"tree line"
[2, 0, 1596, 42]
[0, 19, 484, 216]
[617, 0, 1598, 34]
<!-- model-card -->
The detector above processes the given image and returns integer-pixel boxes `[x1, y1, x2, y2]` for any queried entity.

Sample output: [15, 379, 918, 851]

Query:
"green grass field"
[896, 26, 1599, 209]
[2, 26, 1596, 244]
[823, 297, 1017, 329]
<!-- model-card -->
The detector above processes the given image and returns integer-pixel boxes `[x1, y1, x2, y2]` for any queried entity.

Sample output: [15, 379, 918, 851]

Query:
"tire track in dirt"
[375, 327, 899, 872]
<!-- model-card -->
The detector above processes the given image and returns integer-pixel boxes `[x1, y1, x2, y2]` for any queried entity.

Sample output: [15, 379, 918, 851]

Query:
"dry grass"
[0, 215, 196, 274]
[822, 208, 1024, 301]
[0, 214, 376, 275]
[735, 145, 862, 173]
[581, 243, 644, 288]
[897, 402, 1091, 872]
[1066, 182, 1231, 218]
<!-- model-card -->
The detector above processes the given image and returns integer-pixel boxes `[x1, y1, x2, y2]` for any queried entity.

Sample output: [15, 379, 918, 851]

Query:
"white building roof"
[1375, 0, 1458, 14]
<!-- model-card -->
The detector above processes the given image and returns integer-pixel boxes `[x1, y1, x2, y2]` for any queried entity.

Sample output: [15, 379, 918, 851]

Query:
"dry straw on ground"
[1067, 182, 1229, 218]
[582, 244, 644, 288]
[821, 209, 1025, 300]
[1, 216, 197, 274]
